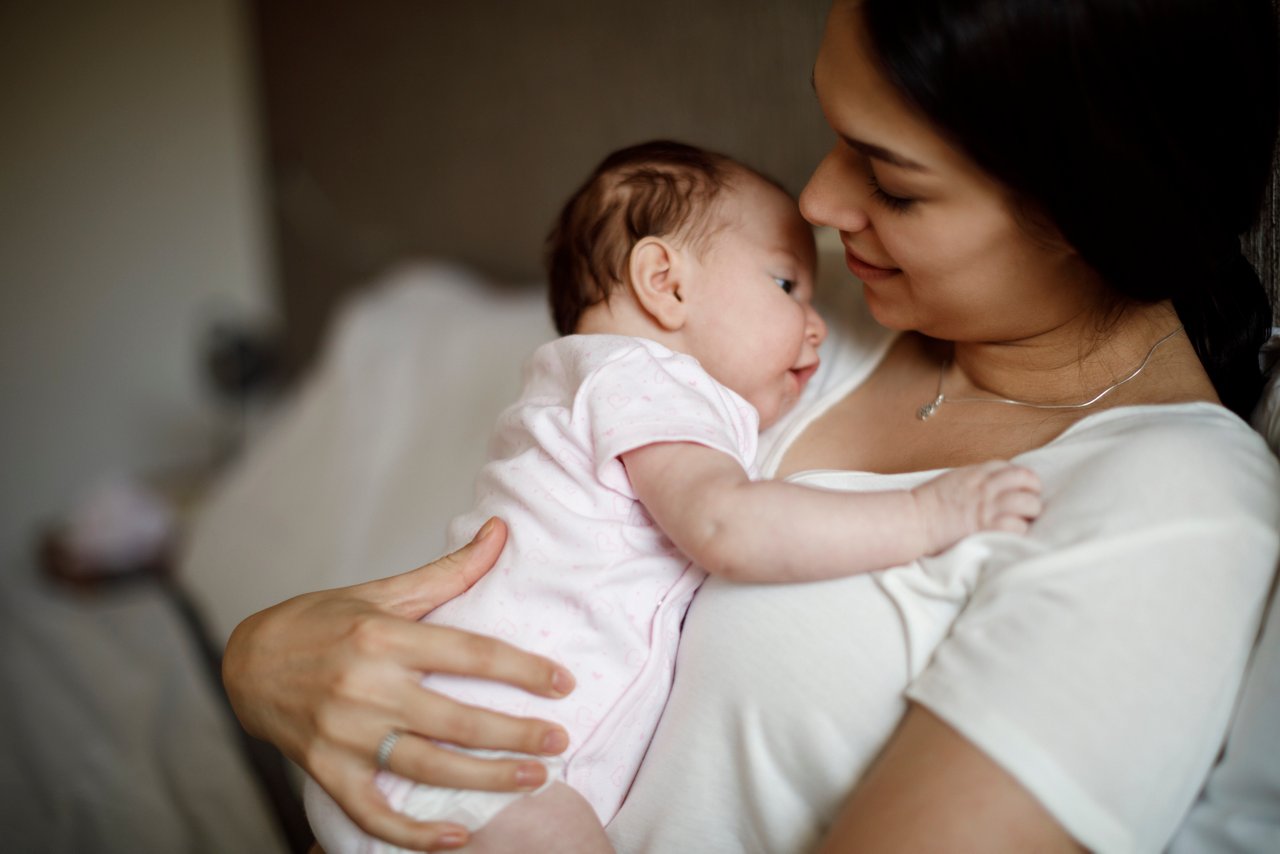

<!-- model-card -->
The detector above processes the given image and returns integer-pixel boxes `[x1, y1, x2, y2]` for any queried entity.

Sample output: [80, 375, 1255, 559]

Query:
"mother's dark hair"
[859, 0, 1279, 417]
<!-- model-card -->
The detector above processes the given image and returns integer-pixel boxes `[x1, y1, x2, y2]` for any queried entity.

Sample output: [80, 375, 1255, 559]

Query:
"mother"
[223, 0, 1280, 851]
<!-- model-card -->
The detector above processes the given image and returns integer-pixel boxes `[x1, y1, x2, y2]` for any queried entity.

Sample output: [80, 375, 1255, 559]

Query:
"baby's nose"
[806, 305, 828, 345]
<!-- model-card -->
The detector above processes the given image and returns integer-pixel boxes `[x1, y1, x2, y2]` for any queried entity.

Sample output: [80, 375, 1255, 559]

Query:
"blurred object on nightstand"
[40, 475, 175, 589]
[202, 316, 285, 460]
[204, 318, 282, 401]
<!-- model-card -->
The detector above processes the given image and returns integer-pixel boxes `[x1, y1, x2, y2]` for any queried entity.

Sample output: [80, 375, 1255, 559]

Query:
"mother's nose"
[799, 145, 872, 234]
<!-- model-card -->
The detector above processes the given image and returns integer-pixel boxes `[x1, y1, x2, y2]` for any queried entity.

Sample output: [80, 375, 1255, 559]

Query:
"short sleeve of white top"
[606, 301, 1280, 854]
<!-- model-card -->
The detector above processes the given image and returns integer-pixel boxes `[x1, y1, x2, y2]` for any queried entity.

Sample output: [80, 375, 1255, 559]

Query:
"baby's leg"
[458, 782, 612, 854]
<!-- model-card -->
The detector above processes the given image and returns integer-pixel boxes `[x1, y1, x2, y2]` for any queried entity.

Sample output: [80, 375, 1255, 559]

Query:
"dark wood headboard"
[251, 0, 832, 370]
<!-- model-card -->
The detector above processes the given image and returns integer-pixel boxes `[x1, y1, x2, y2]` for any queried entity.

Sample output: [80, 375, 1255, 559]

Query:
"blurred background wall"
[0, 7, 834, 847]
[2, 0, 1274, 585]
[0, 0, 834, 579]
[254, 0, 833, 368]
[0, 0, 274, 580]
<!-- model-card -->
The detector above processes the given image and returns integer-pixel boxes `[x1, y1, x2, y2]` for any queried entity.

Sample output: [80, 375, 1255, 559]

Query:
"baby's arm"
[621, 442, 1041, 583]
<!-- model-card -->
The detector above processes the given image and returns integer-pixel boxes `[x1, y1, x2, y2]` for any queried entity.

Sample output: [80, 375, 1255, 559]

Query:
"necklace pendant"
[917, 394, 944, 421]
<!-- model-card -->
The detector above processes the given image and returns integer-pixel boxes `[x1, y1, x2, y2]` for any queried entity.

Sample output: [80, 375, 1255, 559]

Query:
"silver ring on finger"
[375, 729, 403, 771]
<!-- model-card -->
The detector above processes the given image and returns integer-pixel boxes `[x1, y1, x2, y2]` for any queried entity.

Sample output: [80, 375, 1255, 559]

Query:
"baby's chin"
[755, 396, 797, 431]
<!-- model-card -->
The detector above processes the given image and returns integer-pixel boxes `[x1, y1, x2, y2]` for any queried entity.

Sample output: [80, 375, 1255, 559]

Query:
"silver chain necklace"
[916, 326, 1183, 421]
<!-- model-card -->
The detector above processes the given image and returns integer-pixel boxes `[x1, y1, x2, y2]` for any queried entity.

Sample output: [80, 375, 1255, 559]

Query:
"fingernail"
[475, 518, 497, 542]
[541, 728, 569, 754]
[551, 667, 575, 696]
[437, 830, 468, 848]
[514, 763, 546, 789]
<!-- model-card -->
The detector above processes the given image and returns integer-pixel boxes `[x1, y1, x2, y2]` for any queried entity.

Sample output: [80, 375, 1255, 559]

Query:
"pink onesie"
[372, 333, 760, 833]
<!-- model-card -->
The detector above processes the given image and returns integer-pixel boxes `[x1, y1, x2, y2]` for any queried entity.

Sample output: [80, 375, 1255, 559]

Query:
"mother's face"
[800, 1, 1105, 343]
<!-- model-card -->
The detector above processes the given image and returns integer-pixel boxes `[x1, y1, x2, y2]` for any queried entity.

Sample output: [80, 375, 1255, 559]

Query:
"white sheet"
[0, 575, 285, 853]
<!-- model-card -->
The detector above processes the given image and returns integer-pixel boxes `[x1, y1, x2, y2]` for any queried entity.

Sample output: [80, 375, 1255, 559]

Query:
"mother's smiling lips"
[844, 245, 900, 282]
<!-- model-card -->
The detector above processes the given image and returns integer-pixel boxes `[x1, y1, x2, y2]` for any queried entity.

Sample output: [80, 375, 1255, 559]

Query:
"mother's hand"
[221, 518, 576, 850]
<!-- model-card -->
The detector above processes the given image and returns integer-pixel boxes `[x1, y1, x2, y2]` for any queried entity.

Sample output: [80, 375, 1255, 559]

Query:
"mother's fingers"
[385, 733, 554, 793]
[314, 673, 566, 790]
[366, 518, 510, 618]
[321, 752, 472, 852]
[398, 683, 569, 757]
[378, 618, 576, 700]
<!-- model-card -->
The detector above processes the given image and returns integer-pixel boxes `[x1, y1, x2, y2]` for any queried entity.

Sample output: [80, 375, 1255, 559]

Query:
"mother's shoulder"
[1025, 402, 1280, 524]
[1046, 400, 1268, 455]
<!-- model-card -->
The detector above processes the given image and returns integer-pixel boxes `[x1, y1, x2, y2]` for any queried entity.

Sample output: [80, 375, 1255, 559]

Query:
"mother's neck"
[946, 300, 1192, 407]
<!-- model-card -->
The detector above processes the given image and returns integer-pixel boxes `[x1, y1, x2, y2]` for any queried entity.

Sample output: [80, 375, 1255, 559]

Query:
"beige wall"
[0, 0, 273, 574]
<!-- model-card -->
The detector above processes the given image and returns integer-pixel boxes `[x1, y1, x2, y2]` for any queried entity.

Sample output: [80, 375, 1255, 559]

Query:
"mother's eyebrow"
[842, 135, 928, 172]
[810, 69, 929, 172]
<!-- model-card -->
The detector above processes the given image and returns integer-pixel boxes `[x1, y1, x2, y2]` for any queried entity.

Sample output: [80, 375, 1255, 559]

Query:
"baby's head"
[545, 140, 825, 428]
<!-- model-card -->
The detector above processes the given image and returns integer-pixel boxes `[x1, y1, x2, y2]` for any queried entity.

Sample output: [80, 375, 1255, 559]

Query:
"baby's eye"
[773, 277, 795, 294]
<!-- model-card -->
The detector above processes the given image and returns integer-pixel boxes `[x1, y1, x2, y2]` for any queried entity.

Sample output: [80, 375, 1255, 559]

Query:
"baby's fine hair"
[545, 140, 742, 336]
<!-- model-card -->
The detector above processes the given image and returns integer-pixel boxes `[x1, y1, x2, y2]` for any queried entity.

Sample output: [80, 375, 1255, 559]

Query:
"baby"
[305, 141, 1041, 853]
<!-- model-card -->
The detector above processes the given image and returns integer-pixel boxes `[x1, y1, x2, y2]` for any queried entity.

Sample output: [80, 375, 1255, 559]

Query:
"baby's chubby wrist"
[905, 484, 942, 557]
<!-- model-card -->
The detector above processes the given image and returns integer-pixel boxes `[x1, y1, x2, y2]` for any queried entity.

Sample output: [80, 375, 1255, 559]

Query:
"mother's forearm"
[817, 703, 1085, 854]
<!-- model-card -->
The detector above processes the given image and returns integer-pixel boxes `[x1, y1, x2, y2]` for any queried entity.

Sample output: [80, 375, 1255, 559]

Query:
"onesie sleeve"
[572, 341, 760, 496]
[904, 408, 1280, 854]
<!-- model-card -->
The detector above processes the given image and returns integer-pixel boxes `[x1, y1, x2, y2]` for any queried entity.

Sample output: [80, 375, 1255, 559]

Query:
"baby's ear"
[628, 237, 688, 331]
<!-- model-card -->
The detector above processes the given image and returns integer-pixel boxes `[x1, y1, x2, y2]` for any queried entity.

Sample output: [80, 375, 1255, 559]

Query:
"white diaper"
[385, 750, 565, 838]
[304, 750, 565, 854]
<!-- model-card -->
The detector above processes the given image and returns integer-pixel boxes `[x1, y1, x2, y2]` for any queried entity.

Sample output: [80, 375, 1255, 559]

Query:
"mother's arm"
[819, 413, 1280, 853]
[221, 518, 577, 852]
[817, 704, 1083, 852]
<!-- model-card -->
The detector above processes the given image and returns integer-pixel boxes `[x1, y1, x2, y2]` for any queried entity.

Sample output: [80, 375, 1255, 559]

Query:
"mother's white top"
[606, 297, 1280, 854]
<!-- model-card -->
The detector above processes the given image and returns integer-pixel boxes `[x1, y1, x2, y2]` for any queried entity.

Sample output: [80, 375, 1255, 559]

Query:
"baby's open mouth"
[791, 363, 819, 390]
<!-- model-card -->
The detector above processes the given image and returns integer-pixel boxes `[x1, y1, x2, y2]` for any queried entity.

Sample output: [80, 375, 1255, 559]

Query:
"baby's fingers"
[991, 489, 1043, 523]
[975, 464, 1042, 532]
[990, 514, 1032, 535]
[985, 480, 1042, 534]
[982, 463, 1042, 497]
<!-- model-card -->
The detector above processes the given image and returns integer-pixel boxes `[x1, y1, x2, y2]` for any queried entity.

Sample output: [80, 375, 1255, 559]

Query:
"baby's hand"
[911, 460, 1042, 554]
